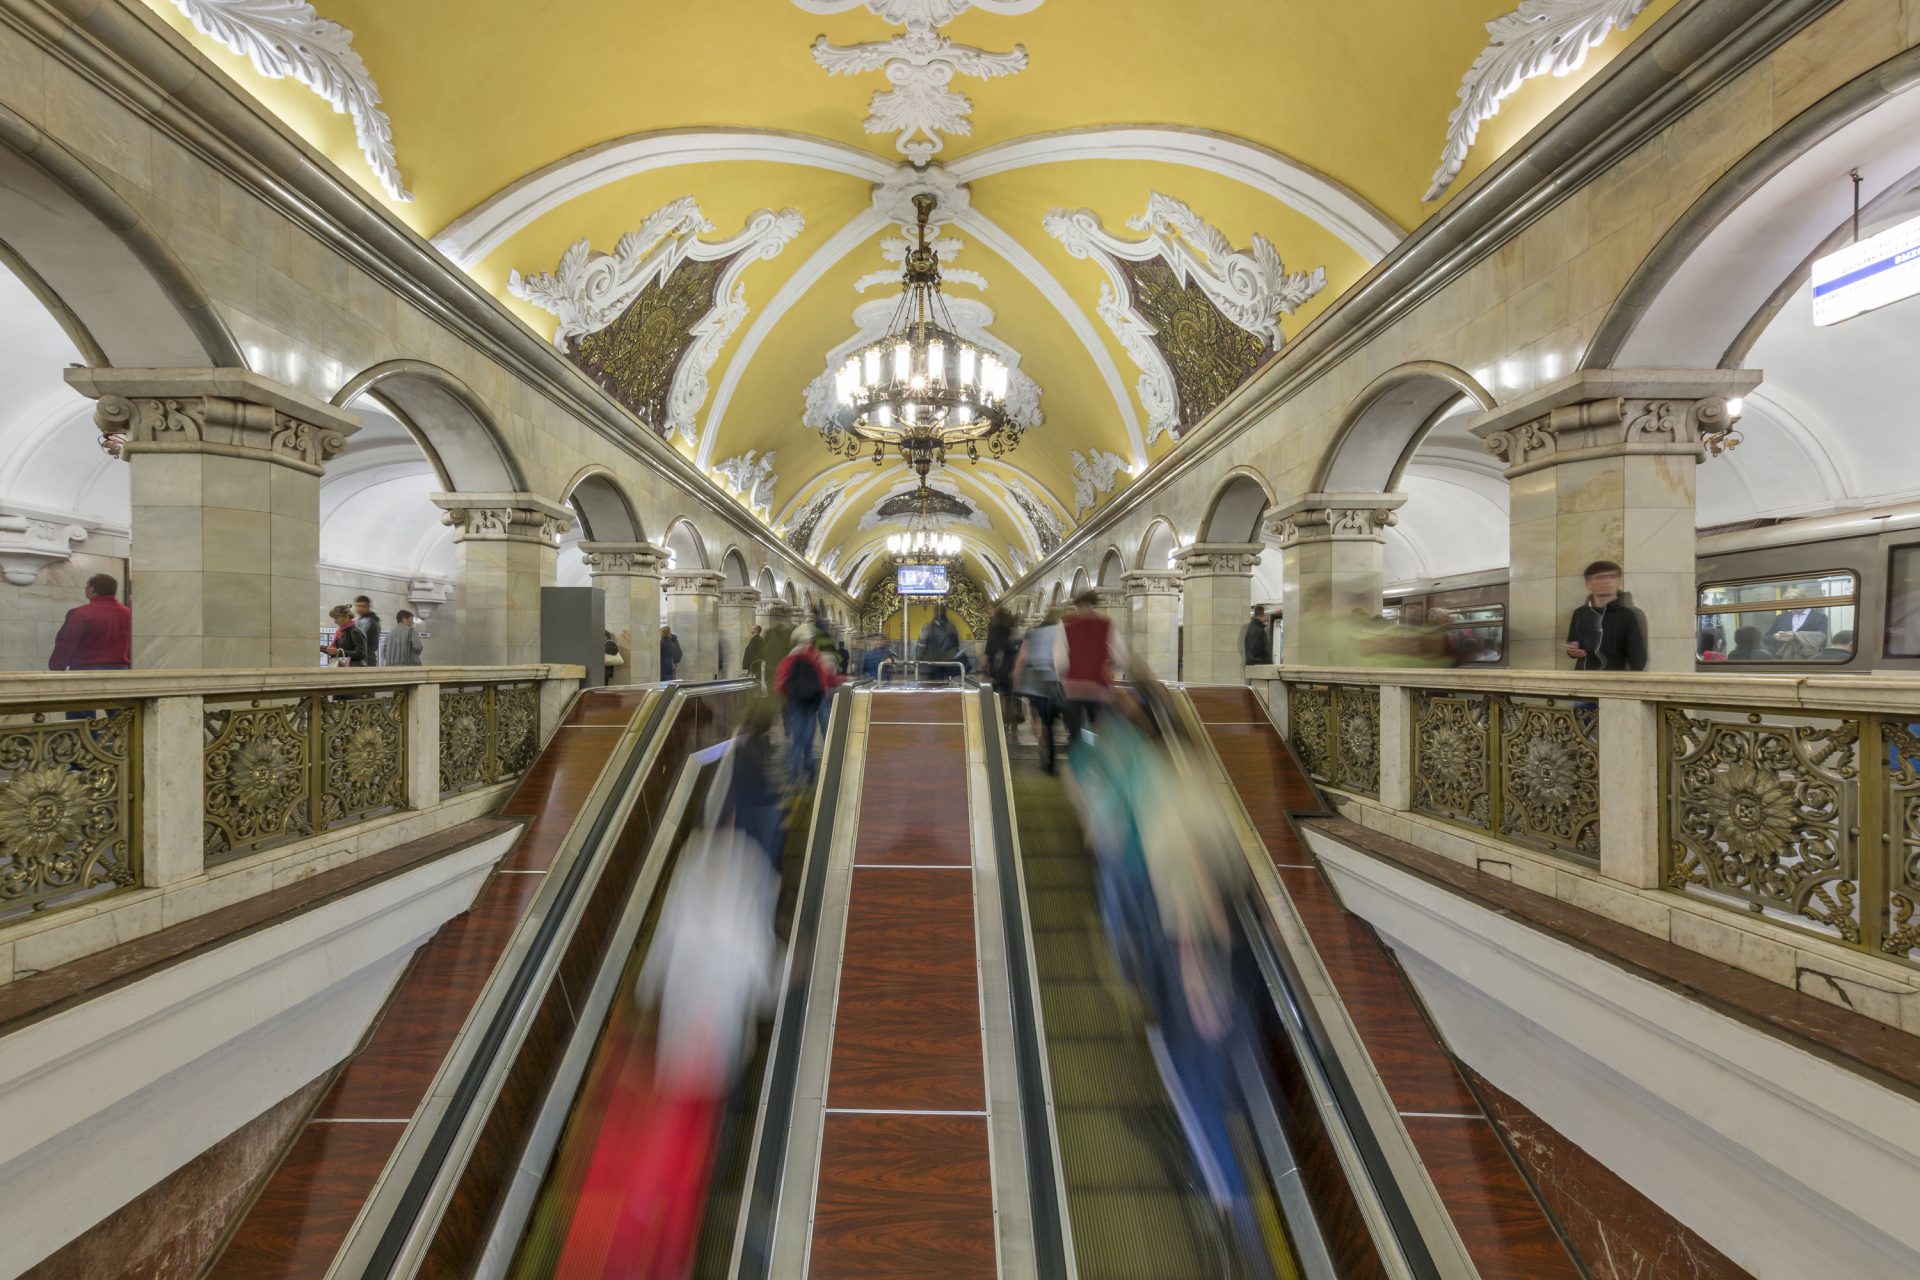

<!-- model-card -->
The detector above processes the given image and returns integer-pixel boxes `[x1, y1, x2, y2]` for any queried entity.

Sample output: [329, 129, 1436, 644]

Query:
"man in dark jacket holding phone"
[1564, 560, 1647, 671]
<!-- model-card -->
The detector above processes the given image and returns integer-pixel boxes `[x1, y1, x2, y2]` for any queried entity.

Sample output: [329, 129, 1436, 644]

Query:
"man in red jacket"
[775, 637, 840, 784]
[48, 575, 132, 671]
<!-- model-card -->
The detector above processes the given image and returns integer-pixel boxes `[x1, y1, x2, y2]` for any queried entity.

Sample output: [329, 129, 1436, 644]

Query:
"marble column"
[581, 540, 668, 683]
[1122, 568, 1182, 681]
[64, 367, 359, 669]
[430, 492, 572, 667]
[1092, 587, 1127, 638]
[663, 569, 724, 680]
[1269, 493, 1406, 668]
[1471, 370, 1757, 672]
[718, 586, 761, 678]
[1173, 543, 1263, 684]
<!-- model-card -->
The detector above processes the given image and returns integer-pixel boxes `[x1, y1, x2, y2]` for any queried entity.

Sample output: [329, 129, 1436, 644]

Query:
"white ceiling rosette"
[1044, 191, 1327, 444]
[509, 197, 803, 444]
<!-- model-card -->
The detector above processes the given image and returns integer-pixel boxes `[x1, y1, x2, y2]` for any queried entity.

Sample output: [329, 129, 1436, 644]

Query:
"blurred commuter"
[660, 625, 682, 681]
[859, 633, 894, 679]
[776, 636, 836, 783]
[1698, 626, 1727, 662]
[986, 605, 1019, 692]
[1765, 587, 1830, 659]
[556, 760, 779, 1280]
[1053, 591, 1120, 748]
[919, 604, 961, 669]
[1816, 629, 1855, 661]
[1563, 560, 1647, 671]
[1241, 605, 1271, 666]
[1013, 609, 1065, 772]
[722, 702, 786, 871]
[742, 625, 766, 684]
[380, 609, 423, 666]
[48, 574, 132, 671]
[351, 596, 381, 665]
[601, 630, 625, 685]
[1728, 625, 1765, 661]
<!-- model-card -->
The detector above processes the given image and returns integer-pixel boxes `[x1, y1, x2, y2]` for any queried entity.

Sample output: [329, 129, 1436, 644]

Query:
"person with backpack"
[775, 636, 838, 783]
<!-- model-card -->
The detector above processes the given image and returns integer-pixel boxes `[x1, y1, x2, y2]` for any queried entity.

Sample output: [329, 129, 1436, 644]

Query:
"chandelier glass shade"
[887, 529, 962, 560]
[818, 193, 1024, 485]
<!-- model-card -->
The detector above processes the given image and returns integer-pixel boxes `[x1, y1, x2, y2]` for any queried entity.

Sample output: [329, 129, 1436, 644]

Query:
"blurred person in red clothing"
[775, 636, 840, 784]
[1052, 590, 1123, 750]
[47, 574, 131, 671]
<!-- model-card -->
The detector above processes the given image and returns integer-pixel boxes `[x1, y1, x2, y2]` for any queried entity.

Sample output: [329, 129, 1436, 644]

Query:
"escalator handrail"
[1168, 686, 1445, 1280]
[729, 680, 861, 1279]
[349, 678, 753, 1280]
[973, 685, 1074, 1279]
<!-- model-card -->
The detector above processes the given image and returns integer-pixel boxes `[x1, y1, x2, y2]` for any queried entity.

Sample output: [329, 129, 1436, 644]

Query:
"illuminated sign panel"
[1812, 214, 1920, 326]
[895, 563, 949, 596]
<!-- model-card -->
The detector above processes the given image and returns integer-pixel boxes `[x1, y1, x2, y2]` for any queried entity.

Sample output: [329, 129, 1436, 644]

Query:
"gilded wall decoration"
[1413, 690, 1494, 828]
[496, 683, 541, 777]
[859, 568, 988, 639]
[1000, 475, 1065, 557]
[1664, 707, 1859, 943]
[1289, 684, 1333, 784]
[0, 706, 137, 918]
[440, 681, 541, 797]
[511, 199, 803, 443]
[1045, 192, 1326, 443]
[1288, 684, 1378, 799]
[1123, 257, 1271, 437]
[204, 698, 312, 861]
[1499, 698, 1599, 860]
[570, 255, 731, 437]
[782, 485, 843, 556]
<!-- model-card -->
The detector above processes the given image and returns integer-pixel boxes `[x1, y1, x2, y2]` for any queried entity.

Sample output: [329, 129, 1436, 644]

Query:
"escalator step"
[1036, 979, 1142, 1039]
[1023, 887, 1096, 930]
[1055, 1108, 1193, 1191]
[1030, 929, 1105, 980]
[1020, 853, 1097, 890]
[1046, 1040, 1166, 1108]
[1065, 1192, 1223, 1280]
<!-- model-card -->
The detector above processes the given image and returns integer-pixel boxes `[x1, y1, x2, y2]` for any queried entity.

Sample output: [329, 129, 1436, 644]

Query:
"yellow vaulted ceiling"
[138, 0, 1679, 581]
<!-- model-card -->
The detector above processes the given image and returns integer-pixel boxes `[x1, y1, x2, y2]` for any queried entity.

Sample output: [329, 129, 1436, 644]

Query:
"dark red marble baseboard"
[24, 1070, 333, 1280]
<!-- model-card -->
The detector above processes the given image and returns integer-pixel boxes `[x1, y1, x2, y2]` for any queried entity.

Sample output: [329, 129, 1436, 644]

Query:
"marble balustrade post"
[64, 368, 361, 669]
[663, 569, 725, 680]
[581, 541, 668, 683]
[1172, 542, 1264, 684]
[1121, 569, 1182, 681]
[429, 492, 572, 667]
[1269, 493, 1406, 669]
[1470, 370, 1758, 672]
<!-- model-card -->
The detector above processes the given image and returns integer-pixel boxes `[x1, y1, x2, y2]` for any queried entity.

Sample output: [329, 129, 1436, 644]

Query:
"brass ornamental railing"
[1662, 703, 1918, 966]
[1288, 682, 1381, 798]
[439, 681, 540, 797]
[0, 703, 139, 920]
[1412, 689, 1600, 864]
[203, 688, 409, 864]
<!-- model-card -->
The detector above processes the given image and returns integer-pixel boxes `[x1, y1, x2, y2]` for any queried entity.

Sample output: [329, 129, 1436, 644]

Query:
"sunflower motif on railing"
[204, 700, 311, 860]
[0, 707, 137, 916]
[0, 767, 89, 865]
[439, 687, 491, 796]
[1413, 692, 1492, 827]
[1499, 699, 1599, 861]
[320, 691, 406, 828]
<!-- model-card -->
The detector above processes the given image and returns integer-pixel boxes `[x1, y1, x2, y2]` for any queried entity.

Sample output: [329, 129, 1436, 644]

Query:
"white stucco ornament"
[509, 197, 803, 444]
[1426, 0, 1651, 202]
[801, 1, 1039, 163]
[164, 0, 412, 202]
[0, 515, 86, 586]
[713, 450, 779, 520]
[1070, 449, 1127, 515]
[1045, 192, 1325, 443]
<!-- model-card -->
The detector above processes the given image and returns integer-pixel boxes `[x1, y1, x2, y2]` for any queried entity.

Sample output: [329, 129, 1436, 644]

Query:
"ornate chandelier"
[887, 487, 961, 565]
[819, 193, 1023, 487]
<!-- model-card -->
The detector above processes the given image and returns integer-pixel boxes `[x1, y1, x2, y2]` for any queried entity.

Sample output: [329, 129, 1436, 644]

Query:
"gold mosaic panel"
[1122, 257, 1270, 437]
[569, 255, 730, 436]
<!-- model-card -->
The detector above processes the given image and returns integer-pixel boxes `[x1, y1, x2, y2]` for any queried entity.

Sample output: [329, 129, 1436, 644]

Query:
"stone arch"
[756, 566, 777, 596]
[782, 580, 798, 605]
[662, 517, 709, 569]
[1313, 362, 1496, 493]
[0, 108, 243, 367]
[1138, 518, 1179, 569]
[1049, 580, 1065, 607]
[333, 361, 525, 493]
[1588, 45, 1920, 370]
[721, 547, 751, 587]
[1198, 467, 1276, 544]
[1097, 546, 1126, 587]
[1069, 566, 1091, 597]
[562, 465, 645, 543]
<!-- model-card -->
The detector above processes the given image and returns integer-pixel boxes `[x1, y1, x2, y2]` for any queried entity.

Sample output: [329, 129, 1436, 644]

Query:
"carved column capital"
[1469, 369, 1761, 479]
[1121, 569, 1184, 597]
[579, 540, 669, 578]
[1266, 492, 1406, 547]
[65, 367, 360, 476]
[405, 578, 454, 621]
[756, 599, 795, 625]
[430, 492, 574, 545]
[1172, 541, 1263, 577]
[719, 587, 762, 608]
[1091, 587, 1126, 611]
[0, 513, 87, 586]
[662, 568, 727, 596]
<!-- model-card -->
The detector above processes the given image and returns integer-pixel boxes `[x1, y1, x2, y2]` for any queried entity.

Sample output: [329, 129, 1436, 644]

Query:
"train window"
[1887, 546, 1920, 657]
[1697, 571, 1858, 663]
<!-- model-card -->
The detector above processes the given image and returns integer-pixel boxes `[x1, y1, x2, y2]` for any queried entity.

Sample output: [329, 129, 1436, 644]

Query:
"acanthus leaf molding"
[713, 450, 778, 520]
[1070, 448, 1127, 514]
[509, 198, 803, 444]
[1425, 0, 1651, 202]
[164, 0, 413, 202]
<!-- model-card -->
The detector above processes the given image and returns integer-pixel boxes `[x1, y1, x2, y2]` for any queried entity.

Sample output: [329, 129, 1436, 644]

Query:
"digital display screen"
[896, 564, 949, 596]
[1813, 212, 1920, 326]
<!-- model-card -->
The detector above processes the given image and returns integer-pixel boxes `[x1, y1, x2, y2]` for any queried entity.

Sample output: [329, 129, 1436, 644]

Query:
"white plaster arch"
[562, 465, 646, 543]
[1137, 517, 1179, 570]
[663, 516, 710, 569]
[1199, 467, 1276, 544]
[721, 546, 752, 587]
[1097, 546, 1126, 587]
